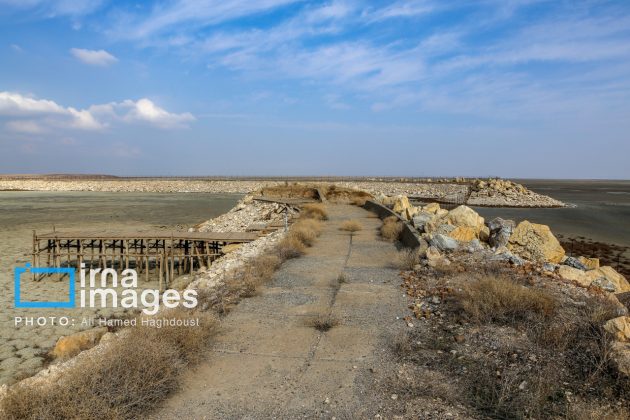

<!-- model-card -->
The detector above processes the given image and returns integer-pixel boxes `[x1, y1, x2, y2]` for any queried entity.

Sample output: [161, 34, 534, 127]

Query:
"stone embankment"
[0, 177, 564, 207]
[381, 193, 630, 377]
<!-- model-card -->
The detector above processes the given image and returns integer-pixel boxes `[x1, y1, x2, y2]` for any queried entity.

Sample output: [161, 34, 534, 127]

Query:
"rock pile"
[0, 178, 565, 208]
[468, 178, 564, 207]
[384, 193, 630, 380]
[379, 194, 630, 295]
[196, 195, 298, 232]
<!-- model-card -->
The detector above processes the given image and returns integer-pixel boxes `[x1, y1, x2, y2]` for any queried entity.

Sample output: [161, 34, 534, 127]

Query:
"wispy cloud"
[113, 0, 301, 40]
[70, 48, 118, 66]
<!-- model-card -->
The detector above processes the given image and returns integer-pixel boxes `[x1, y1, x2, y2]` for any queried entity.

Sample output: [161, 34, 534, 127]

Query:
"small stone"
[391, 394, 398, 400]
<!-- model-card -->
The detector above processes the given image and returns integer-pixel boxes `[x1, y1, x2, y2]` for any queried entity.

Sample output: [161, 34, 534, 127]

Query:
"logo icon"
[14, 264, 76, 308]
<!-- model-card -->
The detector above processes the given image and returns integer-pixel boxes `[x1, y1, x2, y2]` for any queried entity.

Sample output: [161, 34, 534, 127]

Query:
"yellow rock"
[448, 226, 477, 242]
[443, 205, 485, 235]
[578, 256, 600, 270]
[423, 202, 441, 214]
[585, 266, 630, 293]
[557, 265, 592, 287]
[392, 195, 411, 215]
[604, 317, 630, 342]
[507, 221, 565, 263]
[405, 206, 419, 220]
[52, 327, 108, 359]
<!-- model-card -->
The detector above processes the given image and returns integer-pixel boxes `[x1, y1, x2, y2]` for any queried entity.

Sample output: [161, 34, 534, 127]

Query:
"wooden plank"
[35, 230, 258, 242]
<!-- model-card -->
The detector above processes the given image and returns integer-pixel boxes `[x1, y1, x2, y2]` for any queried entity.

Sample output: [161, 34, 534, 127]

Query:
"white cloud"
[0, 92, 195, 133]
[70, 48, 118, 66]
[118, 98, 196, 128]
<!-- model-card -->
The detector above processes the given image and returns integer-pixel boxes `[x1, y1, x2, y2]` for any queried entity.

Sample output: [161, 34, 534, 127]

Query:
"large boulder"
[610, 342, 630, 377]
[585, 266, 630, 293]
[448, 226, 477, 242]
[507, 221, 565, 263]
[557, 265, 592, 287]
[604, 316, 630, 342]
[412, 212, 434, 231]
[443, 205, 485, 235]
[487, 217, 515, 248]
[52, 327, 108, 359]
[557, 265, 630, 293]
[422, 203, 441, 214]
[392, 195, 411, 215]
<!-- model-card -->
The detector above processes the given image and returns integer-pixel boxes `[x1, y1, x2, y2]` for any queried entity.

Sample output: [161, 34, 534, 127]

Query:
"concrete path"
[155, 205, 407, 419]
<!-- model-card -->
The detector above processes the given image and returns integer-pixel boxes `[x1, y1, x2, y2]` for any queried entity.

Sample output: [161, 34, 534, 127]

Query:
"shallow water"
[0, 191, 241, 385]
[473, 180, 630, 247]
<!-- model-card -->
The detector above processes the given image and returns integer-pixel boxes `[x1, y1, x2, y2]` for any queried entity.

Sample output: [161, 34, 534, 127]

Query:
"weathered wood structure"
[32, 230, 258, 290]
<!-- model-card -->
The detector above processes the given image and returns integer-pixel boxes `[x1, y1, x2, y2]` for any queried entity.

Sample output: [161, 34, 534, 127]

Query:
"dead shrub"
[301, 203, 328, 220]
[309, 314, 340, 332]
[275, 236, 306, 260]
[455, 275, 557, 324]
[339, 219, 362, 233]
[1, 309, 217, 420]
[381, 216, 403, 242]
[397, 248, 420, 270]
[289, 219, 322, 246]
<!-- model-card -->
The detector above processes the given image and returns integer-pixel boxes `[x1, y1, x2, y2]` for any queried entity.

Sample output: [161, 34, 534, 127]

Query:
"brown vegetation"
[380, 215, 403, 242]
[300, 203, 328, 220]
[309, 314, 340, 332]
[1, 309, 217, 420]
[339, 219, 362, 233]
[389, 263, 630, 419]
[455, 275, 557, 324]
[397, 248, 420, 271]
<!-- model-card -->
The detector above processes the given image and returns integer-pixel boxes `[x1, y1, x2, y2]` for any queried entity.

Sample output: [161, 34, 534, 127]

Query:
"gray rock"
[563, 256, 587, 271]
[543, 262, 558, 272]
[412, 212, 434, 232]
[467, 239, 484, 253]
[435, 224, 456, 236]
[490, 251, 525, 266]
[592, 277, 617, 292]
[430, 234, 459, 252]
[487, 217, 515, 248]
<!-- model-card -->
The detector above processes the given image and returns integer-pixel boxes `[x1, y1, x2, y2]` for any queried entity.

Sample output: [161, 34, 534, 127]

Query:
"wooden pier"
[32, 229, 258, 290]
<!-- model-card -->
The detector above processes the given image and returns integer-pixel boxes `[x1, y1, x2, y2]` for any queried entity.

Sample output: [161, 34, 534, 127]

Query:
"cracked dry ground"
[154, 204, 410, 419]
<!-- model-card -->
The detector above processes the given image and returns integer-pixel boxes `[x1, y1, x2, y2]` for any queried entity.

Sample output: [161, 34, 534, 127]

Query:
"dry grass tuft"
[274, 218, 323, 260]
[301, 203, 328, 220]
[381, 215, 403, 242]
[455, 275, 557, 324]
[309, 314, 340, 332]
[339, 219, 362, 233]
[397, 248, 420, 270]
[337, 272, 347, 284]
[1, 309, 217, 419]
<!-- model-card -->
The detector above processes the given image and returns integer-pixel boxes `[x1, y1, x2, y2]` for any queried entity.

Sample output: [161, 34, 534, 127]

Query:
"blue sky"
[1, 0, 629, 178]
